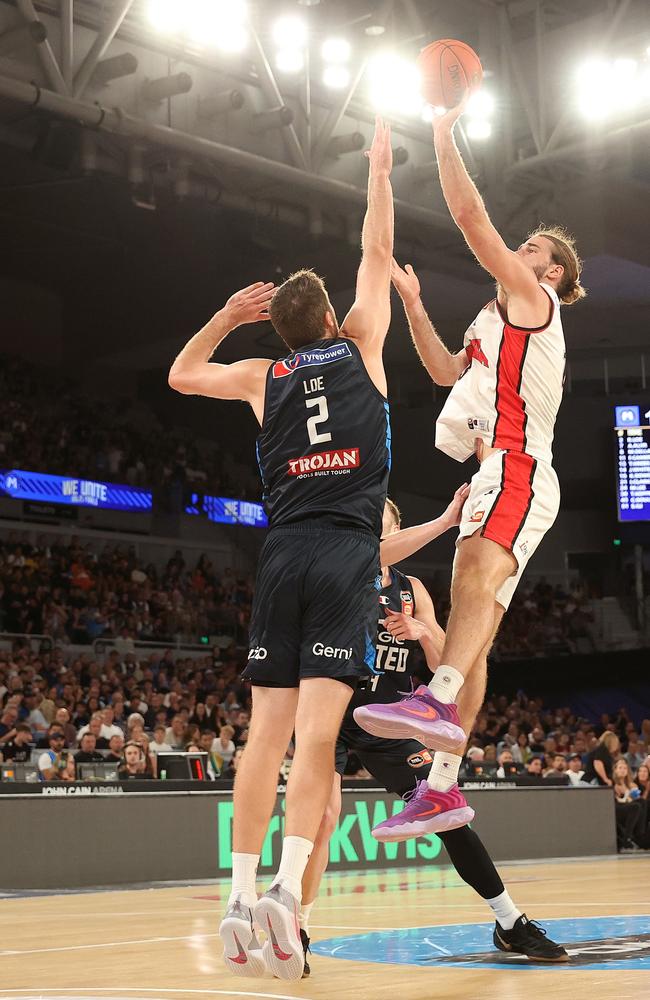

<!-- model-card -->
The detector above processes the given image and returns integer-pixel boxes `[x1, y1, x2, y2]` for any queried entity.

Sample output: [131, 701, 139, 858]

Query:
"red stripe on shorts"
[481, 451, 537, 552]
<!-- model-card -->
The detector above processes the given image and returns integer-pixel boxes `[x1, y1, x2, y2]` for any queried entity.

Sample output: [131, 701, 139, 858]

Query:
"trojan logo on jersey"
[400, 591, 414, 616]
[466, 339, 489, 367]
[288, 447, 360, 477]
[272, 342, 352, 379]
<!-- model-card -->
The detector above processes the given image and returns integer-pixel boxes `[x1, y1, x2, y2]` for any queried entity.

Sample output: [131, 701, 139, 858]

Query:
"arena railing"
[0, 631, 238, 660]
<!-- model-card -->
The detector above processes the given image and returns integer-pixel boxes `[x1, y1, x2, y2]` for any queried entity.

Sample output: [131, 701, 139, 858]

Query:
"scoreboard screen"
[615, 405, 650, 522]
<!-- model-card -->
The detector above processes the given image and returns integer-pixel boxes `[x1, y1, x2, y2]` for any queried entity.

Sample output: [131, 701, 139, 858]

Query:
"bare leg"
[233, 685, 298, 853]
[301, 772, 342, 907]
[456, 604, 505, 735]
[443, 534, 515, 677]
[285, 678, 352, 842]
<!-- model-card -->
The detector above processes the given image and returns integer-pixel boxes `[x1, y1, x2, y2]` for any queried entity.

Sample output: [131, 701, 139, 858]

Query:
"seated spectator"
[636, 763, 650, 800]
[0, 722, 33, 762]
[54, 707, 77, 747]
[165, 714, 186, 750]
[77, 712, 109, 750]
[566, 753, 586, 786]
[105, 733, 125, 763]
[38, 726, 76, 781]
[544, 753, 568, 778]
[222, 746, 243, 780]
[514, 731, 532, 765]
[118, 741, 148, 780]
[74, 732, 105, 764]
[496, 749, 519, 778]
[613, 759, 643, 851]
[0, 706, 19, 741]
[625, 737, 645, 772]
[583, 731, 619, 787]
[526, 756, 544, 779]
[213, 725, 236, 769]
[101, 707, 123, 742]
[21, 690, 49, 733]
[198, 730, 221, 779]
[483, 744, 497, 764]
[149, 724, 172, 755]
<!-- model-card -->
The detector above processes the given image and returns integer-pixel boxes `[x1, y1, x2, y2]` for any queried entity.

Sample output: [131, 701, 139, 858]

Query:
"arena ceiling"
[0, 0, 648, 373]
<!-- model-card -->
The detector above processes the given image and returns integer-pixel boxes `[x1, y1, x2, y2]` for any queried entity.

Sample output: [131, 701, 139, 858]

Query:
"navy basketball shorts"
[242, 522, 380, 688]
[335, 723, 433, 796]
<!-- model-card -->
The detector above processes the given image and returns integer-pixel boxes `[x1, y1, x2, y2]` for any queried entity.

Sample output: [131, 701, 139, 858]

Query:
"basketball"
[417, 39, 483, 109]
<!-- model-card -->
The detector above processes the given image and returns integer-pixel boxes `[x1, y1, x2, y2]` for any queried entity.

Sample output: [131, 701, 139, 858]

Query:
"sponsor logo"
[468, 508, 485, 523]
[312, 642, 352, 660]
[466, 338, 489, 367]
[288, 447, 360, 477]
[248, 646, 268, 660]
[519, 540, 529, 556]
[407, 750, 433, 769]
[272, 342, 352, 379]
[400, 590, 414, 616]
[378, 595, 390, 605]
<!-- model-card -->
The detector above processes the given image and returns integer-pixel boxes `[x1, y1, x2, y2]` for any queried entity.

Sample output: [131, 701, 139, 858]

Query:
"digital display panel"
[615, 405, 650, 522]
[0, 469, 152, 511]
[186, 493, 268, 528]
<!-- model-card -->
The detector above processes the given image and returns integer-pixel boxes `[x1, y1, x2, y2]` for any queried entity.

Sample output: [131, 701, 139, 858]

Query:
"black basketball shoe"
[493, 915, 569, 962]
[300, 929, 311, 978]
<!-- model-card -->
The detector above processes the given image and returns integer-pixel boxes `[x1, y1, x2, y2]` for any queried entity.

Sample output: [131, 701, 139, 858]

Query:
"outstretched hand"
[365, 115, 392, 175]
[223, 282, 275, 328]
[442, 482, 470, 527]
[391, 258, 421, 307]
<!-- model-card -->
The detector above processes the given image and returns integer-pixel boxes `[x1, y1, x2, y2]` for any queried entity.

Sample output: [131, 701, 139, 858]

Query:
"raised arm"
[168, 282, 275, 424]
[379, 484, 469, 565]
[432, 103, 548, 318]
[391, 259, 467, 386]
[341, 118, 394, 380]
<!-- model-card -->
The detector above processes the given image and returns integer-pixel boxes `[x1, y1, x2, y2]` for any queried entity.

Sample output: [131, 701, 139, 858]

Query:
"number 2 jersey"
[256, 337, 391, 537]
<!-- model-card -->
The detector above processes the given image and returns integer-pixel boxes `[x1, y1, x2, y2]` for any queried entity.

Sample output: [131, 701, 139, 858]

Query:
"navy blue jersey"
[256, 337, 391, 536]
[346, 567, 432, 725]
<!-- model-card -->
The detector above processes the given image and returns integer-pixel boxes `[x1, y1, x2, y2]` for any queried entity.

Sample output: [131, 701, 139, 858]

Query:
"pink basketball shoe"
[372, 781, 475, 842]
[353, 684, 466, 753]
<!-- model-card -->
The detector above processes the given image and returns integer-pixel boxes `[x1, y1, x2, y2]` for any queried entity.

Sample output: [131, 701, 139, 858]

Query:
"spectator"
[625, 737, 645, 772]
[613, 759, 643, 851]
[496, 749, 518, 778]
[74, 732, 105, 764]
[222, 746, 244, 780]
[198, 730, 221, 779]
[214, 725, 236, 768]
[0, 706, 19, 741]
[149, 724, 172, 755]
[105, 733, 125, 763]
[526, 757, 544, 779]
[636, 763, 650, 800]
[54, 707, 77, 747]
[0, 722, 33, 762]
[583, 732, 619, 787]
[38, 726, 75, 781]
[566, 753, 586, 786]
[544, 753, 568, 778]
[22, 690, 49, 733]
[101, 707, 123, 742]
[77, 713, 109, 750]
[118, 742, 148, 780]
[483, 744, 497, 764]
[165, 714, 186, 750]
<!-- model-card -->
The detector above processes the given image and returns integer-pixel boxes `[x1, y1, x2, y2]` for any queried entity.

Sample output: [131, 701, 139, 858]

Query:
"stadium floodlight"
[467, 91, 494, 119]
[272, 16, 307, 49]
[575, 58, 612, 120]
[322, 37, 351, 63]
[612, 57, 639, 110]
[323, 65, 351, 90]
[187, 0, 248, 52]
[275, 48, 305, 73]
[466, 118, 492, 140]
[366, 52, 423, 118]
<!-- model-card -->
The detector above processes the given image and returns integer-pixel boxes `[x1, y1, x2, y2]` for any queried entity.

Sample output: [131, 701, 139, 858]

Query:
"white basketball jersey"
[436, 283, 565, 465]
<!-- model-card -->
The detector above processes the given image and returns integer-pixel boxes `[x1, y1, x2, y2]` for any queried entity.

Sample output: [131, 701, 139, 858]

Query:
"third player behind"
[353, 94, 586, 836]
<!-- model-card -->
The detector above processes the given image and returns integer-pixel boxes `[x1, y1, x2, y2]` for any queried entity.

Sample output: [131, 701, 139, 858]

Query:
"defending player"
[354, 99, 586, 835]
[298, 498, 567, 972]
[169, 118, 394, 981]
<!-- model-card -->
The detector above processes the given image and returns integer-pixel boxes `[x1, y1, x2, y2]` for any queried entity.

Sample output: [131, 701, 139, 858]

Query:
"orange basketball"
[417, 39, 483, 109]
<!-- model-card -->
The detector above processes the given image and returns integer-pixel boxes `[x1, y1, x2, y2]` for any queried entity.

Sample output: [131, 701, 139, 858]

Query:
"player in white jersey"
[353, 96, 586, 838]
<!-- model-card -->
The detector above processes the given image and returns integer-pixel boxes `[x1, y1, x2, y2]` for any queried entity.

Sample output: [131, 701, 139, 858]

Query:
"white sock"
[427, 752, 462, 792]
[228, 852, 259, 908]
[486, 889, 522, 930]
[299, 900, 315, 935]
[274, 836, 313, 902]
[428, 664, 464, 704]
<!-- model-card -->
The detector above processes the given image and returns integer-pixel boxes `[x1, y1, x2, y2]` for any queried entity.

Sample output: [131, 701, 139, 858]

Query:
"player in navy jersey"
[297, 497, 567, 971]
[169, 118, 394, 981]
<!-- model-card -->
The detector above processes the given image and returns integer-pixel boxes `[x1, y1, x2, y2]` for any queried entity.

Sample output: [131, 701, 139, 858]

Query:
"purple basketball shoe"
[353, 684, 466, 753]
[372, 781, 475, 842]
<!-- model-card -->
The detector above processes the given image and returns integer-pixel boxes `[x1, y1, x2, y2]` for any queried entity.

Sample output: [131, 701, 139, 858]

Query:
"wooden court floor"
[1, 857, 648, 1000]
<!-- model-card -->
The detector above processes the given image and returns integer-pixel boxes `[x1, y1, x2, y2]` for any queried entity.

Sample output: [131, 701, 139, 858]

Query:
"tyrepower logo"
[288, 448, 360, 478]
[273, 342, 352, 379]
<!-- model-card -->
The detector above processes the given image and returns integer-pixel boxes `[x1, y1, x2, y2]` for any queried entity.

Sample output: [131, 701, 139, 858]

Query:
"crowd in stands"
[0, 536, 254, 646]
[0, 354, 257, 499]
[0, 637, 648, 850]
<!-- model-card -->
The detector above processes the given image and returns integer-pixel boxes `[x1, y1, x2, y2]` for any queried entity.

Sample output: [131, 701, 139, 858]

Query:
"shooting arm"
[403, 296, 467, 386]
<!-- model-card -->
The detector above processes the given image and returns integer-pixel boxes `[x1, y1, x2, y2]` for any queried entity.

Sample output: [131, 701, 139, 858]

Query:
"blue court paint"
[312, 914, 650, 971]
